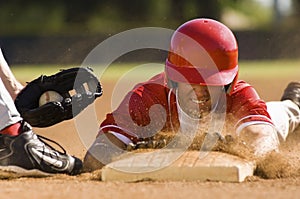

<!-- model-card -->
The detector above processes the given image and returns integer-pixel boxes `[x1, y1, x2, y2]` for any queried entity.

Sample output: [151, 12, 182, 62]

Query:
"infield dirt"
[1, 73, 300, 199]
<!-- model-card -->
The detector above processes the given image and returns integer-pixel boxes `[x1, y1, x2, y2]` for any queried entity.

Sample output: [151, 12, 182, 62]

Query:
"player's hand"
[239, 124, 279, 157]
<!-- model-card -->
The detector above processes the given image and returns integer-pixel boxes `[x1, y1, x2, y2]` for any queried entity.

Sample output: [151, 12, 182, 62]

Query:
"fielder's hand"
[15, 67, 102, 127]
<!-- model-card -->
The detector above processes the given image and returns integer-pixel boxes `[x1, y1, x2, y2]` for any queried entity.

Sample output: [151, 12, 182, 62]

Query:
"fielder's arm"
[0, 48, 24, 100]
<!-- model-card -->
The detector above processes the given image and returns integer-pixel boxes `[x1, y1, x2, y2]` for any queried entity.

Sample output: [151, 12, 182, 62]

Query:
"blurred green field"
[10, 59, 300, 83]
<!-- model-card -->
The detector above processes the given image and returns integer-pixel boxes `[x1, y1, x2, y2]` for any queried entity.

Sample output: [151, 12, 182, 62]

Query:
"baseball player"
[83, 18, 300, 171]
[0, 48, 101, 175]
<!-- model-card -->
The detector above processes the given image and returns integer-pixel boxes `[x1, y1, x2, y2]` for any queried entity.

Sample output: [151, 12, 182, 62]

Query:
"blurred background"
[0, 0, 299, 65]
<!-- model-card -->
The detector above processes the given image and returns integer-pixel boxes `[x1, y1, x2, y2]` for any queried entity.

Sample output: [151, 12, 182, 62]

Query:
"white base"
[102, 150, 255, 182]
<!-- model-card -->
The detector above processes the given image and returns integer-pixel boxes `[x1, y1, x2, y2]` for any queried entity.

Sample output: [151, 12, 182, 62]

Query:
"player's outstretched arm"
[0, 48, 24, 100]
[239, 124, 279, 157]
[83, 132, 127, 172]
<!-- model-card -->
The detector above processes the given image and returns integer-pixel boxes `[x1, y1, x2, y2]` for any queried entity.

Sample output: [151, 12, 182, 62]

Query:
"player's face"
[177, 83, 223, 119]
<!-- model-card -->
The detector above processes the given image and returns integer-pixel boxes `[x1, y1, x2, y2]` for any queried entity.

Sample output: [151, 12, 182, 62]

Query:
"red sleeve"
[99, 73, 170, 142]
[228, 80, 273, 131]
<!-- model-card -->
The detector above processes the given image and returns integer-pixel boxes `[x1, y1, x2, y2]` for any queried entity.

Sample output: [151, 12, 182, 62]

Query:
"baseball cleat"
[281, 82, 300, 108]
[0, 122, 82, 177]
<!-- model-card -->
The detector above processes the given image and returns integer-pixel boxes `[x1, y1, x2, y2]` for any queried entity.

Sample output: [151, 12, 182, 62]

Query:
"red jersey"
[99, 72, 273, 143]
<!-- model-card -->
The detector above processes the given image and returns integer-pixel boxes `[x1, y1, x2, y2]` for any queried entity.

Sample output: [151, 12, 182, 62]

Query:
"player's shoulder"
[148, 72, 165, 81]
[232, 80, 254, 92]
[132, 72, 167, 92]
[230, 80, 260, 98]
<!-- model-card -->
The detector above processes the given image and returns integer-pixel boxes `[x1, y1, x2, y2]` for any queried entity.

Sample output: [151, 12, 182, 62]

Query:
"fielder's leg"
[0, 78, 22, 130]
[0, 78, 83, 175]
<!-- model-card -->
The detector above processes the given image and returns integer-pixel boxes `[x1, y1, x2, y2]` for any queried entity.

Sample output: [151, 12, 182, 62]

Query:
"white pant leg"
[0, 78, 22, 130]
[266, 100, 300, 141]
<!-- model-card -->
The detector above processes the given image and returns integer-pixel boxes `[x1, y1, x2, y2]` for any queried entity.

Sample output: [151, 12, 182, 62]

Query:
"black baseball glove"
[15, 67, 102, 127]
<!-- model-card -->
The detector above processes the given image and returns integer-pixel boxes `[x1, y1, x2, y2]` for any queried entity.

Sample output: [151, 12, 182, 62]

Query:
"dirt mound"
[148, 127, 300, 180]
[248, 127, 300, 179]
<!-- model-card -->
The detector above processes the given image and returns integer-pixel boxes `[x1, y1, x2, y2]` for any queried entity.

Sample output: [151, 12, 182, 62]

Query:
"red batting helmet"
[165, 18, 239, 94]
